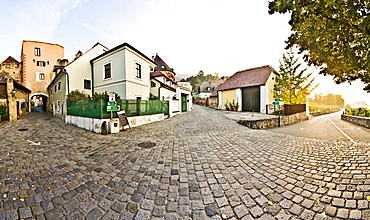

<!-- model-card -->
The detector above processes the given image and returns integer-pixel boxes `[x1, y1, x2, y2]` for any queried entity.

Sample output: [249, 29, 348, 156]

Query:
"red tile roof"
[217, 65, 278, 91]
[179, 78, 188, 82]
[2, 56, 19, 64]
[150, 71, 177, 85]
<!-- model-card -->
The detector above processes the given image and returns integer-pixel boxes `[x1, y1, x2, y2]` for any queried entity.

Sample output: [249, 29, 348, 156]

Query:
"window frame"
[36, 72, 45, 81]
[37, 61, 46, 67]
[84, 79, 92, 90]
[135, 62, 142, 79]
[57, 100, 60, 112]
[103, 62, 112, 80]
[35, 48, 41, 56]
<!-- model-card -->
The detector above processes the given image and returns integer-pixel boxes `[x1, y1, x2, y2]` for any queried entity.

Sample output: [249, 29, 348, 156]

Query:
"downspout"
[65, 69, 70, 122]
[90, 60, 94, 94]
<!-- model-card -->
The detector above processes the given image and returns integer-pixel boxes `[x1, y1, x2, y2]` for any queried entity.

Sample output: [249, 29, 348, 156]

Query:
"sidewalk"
[220, 110, 277, 122]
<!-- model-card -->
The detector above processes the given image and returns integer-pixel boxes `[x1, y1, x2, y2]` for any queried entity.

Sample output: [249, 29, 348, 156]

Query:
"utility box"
[109, 118, 120, 134]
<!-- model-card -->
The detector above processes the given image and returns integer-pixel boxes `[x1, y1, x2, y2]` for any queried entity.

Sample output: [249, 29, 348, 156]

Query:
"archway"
[29, 93, 48, 112]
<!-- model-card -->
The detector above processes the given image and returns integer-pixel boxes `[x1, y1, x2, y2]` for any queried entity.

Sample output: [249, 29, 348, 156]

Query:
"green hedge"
[344, 107, 370, 118]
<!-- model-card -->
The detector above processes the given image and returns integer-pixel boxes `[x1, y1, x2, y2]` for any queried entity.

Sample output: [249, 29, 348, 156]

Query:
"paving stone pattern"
[0, 105, 370, 219]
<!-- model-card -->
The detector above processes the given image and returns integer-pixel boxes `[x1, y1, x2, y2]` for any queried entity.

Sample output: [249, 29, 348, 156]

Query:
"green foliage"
[308, 93, 345, 106]
[0, 105, 8, 121]
[186, 70, 224, 94]
[309, 105, 341, 114]
[268, 0, 370, 91]
[67, 90, 89, 102]
[149, 93, 159, 100]
[91, 92, 121, 101]
[345, 107, 370, 117]
[275, 50, 318, 104]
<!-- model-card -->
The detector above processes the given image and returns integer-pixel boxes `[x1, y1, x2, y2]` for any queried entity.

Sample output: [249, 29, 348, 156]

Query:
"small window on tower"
[35, 48, 41, 56]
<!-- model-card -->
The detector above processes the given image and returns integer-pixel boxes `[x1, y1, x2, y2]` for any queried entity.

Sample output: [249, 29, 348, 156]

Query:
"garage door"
[242, 86, 260, 112]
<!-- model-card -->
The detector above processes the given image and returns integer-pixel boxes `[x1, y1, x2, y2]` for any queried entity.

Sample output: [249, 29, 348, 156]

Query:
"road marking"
[300, 128, 305, 130]
[27, 140, 41, 146]
[329, 119, 356, 144]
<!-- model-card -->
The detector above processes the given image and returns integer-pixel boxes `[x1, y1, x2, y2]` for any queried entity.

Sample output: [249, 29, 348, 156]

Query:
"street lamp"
[276, 88, 282, 96]
[276, 88, 282, 127]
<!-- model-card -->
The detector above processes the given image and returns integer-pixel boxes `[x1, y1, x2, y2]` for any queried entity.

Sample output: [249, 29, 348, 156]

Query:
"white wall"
[92, 45, 152, 100]
[66, 44, 107, 96]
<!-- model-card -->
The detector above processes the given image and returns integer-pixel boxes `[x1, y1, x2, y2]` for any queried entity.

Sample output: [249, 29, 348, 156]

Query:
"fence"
[67, 99, 169, 119]
[266, 104, 306, 115]
[284, 104, 306, 115]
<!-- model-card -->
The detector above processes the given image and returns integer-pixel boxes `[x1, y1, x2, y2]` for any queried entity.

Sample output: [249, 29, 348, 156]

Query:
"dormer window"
[161, 65, 165, 68]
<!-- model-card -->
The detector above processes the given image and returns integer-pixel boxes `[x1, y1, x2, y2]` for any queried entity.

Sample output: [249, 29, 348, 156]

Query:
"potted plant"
[224, 102, 229, 111]
[231, 100, 236, 111]
[234, 102, 239, 111]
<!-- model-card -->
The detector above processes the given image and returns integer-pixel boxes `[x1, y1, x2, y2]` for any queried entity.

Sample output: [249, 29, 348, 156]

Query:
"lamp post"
[276, 88, 282, 127]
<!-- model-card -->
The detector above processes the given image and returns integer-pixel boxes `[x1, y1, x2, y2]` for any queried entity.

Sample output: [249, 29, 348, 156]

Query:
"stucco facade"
[67, 43, 108, 96]
[220, 89, 237, 107]
[21, 41, 64, 106]
[47, 68, 68, 121]
[91, 43, 155, 100]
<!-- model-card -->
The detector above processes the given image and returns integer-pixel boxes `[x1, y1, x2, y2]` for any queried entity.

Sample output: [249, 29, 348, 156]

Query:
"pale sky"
[0, 0, 369, 104]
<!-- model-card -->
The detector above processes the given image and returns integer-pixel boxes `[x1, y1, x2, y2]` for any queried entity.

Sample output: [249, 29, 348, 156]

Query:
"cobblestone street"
[1, 105, 370, 219]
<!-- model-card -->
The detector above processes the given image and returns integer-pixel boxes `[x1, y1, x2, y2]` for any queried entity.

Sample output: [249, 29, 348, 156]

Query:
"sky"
[0, 0, 369, 104]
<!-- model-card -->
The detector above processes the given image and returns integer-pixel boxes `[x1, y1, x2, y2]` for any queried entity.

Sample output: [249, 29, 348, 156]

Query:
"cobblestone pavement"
[1, 105, 370, 219]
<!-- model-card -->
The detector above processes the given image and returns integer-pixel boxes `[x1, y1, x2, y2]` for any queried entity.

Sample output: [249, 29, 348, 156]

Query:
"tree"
[308, 93, 345, 106]
[275, 50, 318, 104]
[186, 75, 201, 94]
[187, 70, 221, 94]
[268, 0, 370, 91]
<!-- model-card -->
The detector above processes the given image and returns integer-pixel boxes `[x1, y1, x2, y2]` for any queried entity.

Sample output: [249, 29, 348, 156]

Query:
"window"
[35, 48, 41, 56]
[135, 63, 141, 79]
[84, 79, 91, 90]
[36, 72, 45, 81]
[151, 81, 156, 87]
[104, 63, 111, 79]
[37, 61, 46, 67]
[58, 81, 61, 91]
[50, 89, 52, 95]
[54, 85, 57, 92]
[57, 100, 60, 112]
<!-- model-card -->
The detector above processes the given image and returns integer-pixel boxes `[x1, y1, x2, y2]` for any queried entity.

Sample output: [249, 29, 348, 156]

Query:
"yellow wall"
[266, 72, 278, 103]
[221, 89, 237, 106]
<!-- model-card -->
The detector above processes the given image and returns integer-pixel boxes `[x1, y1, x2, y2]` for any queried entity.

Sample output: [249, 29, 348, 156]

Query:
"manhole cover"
[138, 142, 156, 149]
[18, 129, 28, 131]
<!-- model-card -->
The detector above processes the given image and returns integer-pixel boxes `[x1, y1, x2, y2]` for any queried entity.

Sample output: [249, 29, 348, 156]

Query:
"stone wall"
[238, 111, 308, 129]
[341, 114, 370, 129]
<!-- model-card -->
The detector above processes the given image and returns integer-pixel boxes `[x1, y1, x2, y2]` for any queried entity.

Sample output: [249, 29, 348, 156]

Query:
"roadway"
[268, 110, 370, 143]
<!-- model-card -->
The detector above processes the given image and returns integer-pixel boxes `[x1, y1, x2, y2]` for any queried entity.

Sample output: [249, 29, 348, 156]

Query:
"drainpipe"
[90, 61, 94, 94]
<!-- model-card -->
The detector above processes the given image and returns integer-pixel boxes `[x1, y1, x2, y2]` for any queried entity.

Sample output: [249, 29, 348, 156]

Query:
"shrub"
[0, 105, 9, 121]
[67, 90, 89, 102]
[91, 91, 121, 101]
[344, 107, 370, 118]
